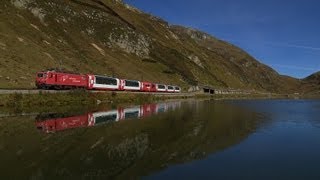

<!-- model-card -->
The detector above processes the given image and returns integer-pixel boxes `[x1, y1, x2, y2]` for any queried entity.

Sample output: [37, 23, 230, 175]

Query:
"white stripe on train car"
[123, 86, 141, 91]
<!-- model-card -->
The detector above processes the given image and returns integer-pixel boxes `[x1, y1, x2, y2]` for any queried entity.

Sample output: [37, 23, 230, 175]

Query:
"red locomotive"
[36, 71, 87, 89]
[35, 70, 181, 93]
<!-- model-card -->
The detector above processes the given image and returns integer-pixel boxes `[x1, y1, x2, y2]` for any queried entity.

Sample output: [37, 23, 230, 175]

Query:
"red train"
[35, 70, 181, 93]
[36, 102, 181, 133]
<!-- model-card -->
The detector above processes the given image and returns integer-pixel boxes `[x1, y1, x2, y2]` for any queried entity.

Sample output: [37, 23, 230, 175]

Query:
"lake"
[0, 99, 320, 179]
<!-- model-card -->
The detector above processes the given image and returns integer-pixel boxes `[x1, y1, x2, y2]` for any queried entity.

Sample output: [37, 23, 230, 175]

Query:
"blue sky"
[124, 0, 320, 78]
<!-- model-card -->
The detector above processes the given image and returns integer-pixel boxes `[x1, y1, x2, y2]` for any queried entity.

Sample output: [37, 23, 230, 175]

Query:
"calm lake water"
[0, 99, 320, 179]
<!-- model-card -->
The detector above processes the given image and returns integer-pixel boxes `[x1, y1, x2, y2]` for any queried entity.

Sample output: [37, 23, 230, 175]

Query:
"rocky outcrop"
[108, 30, 150, 58]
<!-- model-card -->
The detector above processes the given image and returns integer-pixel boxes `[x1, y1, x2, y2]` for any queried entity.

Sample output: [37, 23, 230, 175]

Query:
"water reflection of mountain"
[0, 100, 264, 179]
[36, 101, 182, 133]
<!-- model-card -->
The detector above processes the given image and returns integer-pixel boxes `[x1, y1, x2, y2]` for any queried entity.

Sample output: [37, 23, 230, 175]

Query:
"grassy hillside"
[301, 72, 320, 95]
[304, 72, 320, 83]
[0, 0, 302, 93]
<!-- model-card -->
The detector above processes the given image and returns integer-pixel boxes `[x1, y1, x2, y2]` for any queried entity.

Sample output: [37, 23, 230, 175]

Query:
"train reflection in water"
[36, 101, 182, 133]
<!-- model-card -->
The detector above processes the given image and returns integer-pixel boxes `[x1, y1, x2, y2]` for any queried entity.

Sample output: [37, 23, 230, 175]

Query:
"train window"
[95, 76, 117, 85]
[158, 84, 165, 89]
[125, 80, 139, 87]
[95, 114, 117, 124]
[168, 86, 174, 90]
[37, 73, 44, 78]
[175, 87, 180, 90]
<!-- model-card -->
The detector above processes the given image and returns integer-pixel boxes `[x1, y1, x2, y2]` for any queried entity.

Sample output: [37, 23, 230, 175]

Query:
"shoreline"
[0, 90, 319, 113]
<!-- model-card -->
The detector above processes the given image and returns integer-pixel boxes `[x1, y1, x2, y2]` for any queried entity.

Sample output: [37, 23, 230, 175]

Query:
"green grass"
[0, 91, 158, 107]
[0, 90, 295, 114]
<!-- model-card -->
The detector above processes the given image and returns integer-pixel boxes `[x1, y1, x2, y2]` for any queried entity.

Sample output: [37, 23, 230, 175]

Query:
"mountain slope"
[304, 72, 320, 83]
[0, 0, 300, 92]
[301, 72, 320, 94]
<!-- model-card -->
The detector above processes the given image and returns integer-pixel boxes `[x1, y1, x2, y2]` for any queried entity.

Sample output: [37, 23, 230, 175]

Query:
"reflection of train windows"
[95, 114, 117, 124]
[174, 102, 182, 109]
[171, 102, 181, 110]
[123, 107, 141, 119]
[157, 104, 166, 113]
[93, 111, 119, 125]
[125, 111, 139, 119]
